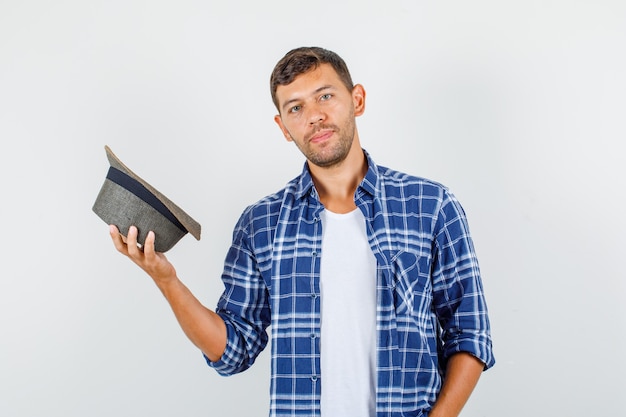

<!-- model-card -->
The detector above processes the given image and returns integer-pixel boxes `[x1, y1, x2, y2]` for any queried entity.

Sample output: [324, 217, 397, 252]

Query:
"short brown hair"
[270, 47, 354, 110]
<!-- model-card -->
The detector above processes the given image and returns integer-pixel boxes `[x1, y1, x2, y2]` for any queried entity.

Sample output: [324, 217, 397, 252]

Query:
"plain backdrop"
[1, 1, 625, 416]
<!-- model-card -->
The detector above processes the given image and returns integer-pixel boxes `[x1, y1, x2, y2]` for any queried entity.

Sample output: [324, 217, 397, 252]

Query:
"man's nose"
[307, 103, 325, 125]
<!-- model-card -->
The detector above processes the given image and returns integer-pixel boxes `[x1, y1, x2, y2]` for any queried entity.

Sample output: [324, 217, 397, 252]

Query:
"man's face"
[274, 64, 365, 168]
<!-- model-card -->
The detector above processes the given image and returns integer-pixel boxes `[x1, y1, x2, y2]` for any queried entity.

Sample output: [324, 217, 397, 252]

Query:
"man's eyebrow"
[281, 85, 335, 112]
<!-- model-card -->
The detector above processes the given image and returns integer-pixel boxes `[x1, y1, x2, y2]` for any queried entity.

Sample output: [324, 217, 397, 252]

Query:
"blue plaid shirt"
[208, 151, 494, 416]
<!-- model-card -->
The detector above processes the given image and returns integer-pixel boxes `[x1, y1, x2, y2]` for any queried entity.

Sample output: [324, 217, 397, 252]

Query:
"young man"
[110, 46, 495, 417]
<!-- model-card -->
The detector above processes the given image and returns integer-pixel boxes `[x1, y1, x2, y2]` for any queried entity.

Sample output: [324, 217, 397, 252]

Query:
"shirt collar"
[294, 149, 379, 200]
[359, 149, 379, 197]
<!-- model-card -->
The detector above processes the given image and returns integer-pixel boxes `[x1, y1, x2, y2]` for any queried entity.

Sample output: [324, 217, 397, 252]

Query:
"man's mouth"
[308, 129, 334, 143]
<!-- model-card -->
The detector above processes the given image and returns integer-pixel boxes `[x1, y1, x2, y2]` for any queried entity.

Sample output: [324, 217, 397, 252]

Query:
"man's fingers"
[109, 225, 128, 254]
[143, 230, 157, 258]
[126, 225, 142, 257]
[109, 224, 173, 280]
[110, 225, 145, 258]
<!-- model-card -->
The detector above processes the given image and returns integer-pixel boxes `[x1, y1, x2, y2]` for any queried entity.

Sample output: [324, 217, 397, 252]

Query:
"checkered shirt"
[207, 151, 495, 416]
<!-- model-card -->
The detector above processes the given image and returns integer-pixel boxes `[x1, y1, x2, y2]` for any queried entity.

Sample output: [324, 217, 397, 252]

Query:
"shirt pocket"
[389, 250, 432, 318]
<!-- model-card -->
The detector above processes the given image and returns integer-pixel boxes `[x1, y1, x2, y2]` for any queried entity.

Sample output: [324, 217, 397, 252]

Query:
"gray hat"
[93, 145, 201, 252]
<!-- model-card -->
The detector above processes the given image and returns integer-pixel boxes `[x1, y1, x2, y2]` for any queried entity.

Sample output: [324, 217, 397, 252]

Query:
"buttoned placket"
[356, 186, 398, 416]
[308, 196, 324, 398]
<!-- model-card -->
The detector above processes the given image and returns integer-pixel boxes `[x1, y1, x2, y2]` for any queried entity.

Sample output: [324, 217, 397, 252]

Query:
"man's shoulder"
[252, 175, 299, 207]
[237, 175, 301, 224]
[376, 164, 450, 198]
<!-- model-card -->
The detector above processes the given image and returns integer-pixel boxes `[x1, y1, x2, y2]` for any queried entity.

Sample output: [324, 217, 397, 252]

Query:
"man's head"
[270, 47, 366, 170]
[270, 47, 354, 111]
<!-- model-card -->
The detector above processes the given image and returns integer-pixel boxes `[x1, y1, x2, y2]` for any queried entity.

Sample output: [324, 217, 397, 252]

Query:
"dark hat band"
[106, 166, 187, 233]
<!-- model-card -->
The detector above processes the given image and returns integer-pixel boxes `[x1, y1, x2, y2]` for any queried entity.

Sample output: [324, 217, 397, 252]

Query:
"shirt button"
[312, 251, 317, 257]
[310, 333, 317, 339]
[311, 375, 318, 382]
[311, 293, 318, 299]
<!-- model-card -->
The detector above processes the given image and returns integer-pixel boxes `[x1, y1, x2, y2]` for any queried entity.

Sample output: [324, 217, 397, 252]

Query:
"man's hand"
[109, 225, 176, 284]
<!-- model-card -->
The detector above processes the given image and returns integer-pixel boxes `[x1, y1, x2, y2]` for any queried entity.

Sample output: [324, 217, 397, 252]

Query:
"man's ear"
[274, 114, 293, 142]
[352, 84, 366, 117]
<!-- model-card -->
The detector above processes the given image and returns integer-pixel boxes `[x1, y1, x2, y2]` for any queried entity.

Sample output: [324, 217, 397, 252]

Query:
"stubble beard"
[293, 112, 356, 169]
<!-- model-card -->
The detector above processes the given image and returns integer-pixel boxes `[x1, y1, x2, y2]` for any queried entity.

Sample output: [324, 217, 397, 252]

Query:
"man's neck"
[308, 142, 367, 214]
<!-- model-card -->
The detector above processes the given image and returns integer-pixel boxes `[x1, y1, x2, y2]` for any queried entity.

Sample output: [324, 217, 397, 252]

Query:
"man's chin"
[307, 153, 348, 169]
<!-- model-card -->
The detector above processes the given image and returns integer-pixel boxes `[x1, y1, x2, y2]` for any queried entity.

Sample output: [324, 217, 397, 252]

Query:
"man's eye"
[290, 105, 301, 113]
[320, 94, 332, 101]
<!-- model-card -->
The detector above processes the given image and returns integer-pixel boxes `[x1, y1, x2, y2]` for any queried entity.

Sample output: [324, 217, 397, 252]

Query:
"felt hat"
[92, 145, 201, 252]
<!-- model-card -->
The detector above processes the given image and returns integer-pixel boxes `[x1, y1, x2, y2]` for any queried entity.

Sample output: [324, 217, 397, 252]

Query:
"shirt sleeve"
[431, 190, 495, 370]
[205, 211, 271, 376]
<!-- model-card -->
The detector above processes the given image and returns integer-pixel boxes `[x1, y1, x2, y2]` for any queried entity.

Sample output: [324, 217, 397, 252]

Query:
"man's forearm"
[110, 226, 228, 362]
[428, 352, 484, 417]
[155, 276, 227, 362]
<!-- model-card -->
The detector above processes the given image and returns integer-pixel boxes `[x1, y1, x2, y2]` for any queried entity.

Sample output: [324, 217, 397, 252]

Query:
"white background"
[1, 1, 625, 416]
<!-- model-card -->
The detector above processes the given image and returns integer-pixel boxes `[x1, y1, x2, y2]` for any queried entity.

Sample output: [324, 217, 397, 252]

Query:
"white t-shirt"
[319, 208, 377, 417]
